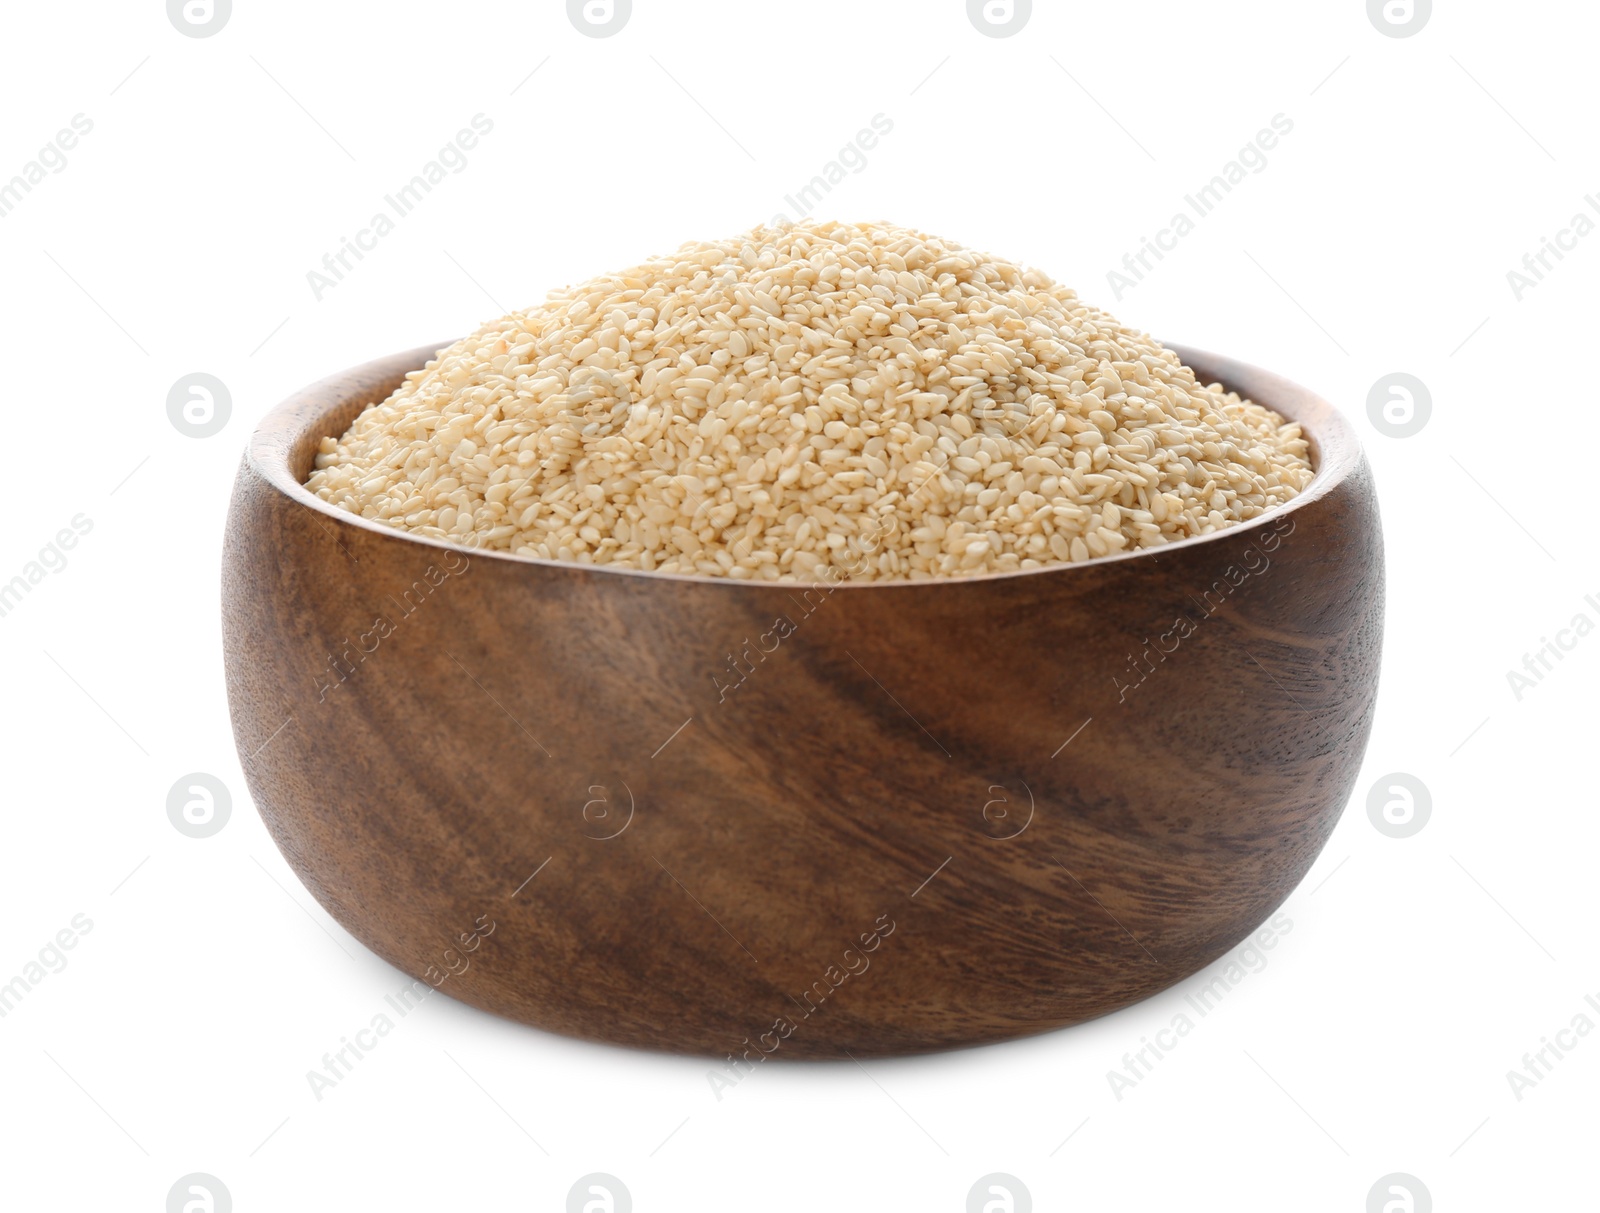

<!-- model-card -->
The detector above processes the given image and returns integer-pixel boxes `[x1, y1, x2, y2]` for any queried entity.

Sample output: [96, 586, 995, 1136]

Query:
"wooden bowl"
[223, 342, 1382, 1059]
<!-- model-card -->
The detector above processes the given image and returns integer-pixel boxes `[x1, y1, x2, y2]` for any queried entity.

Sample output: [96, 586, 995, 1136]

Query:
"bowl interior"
[253, 340, 1359, 585]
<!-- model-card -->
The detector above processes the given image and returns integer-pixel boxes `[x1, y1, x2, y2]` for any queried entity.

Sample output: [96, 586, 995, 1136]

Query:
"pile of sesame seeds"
[307, 220, 1314, 581]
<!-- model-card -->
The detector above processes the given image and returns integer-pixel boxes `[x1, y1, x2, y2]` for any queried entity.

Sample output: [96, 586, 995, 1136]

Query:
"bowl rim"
[244, 339, 1363, 590]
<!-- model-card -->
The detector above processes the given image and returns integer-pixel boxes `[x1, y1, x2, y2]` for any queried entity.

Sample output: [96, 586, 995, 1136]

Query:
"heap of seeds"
[308, 220, 1313, 580]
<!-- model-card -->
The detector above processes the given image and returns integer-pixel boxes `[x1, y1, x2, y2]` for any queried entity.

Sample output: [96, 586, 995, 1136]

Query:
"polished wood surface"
[223, 341, 1383, 1059]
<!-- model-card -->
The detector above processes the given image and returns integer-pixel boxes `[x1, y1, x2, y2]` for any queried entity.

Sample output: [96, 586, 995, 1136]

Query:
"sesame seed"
[307, 221, 1313, 581]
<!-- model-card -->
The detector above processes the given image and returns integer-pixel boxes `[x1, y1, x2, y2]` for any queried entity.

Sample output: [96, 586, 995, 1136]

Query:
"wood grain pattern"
[222, 341, 1383, 1059]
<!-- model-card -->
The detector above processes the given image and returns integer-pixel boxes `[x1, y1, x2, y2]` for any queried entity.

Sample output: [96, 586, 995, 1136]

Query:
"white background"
[1, 1, 1595, 1209]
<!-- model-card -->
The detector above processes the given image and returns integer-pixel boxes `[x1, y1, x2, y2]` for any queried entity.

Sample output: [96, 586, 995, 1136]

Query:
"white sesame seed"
[307, 221, 1314, 581]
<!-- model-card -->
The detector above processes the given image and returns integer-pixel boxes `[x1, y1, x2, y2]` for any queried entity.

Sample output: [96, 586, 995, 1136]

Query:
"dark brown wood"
[223, 341, 1383, 1059]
